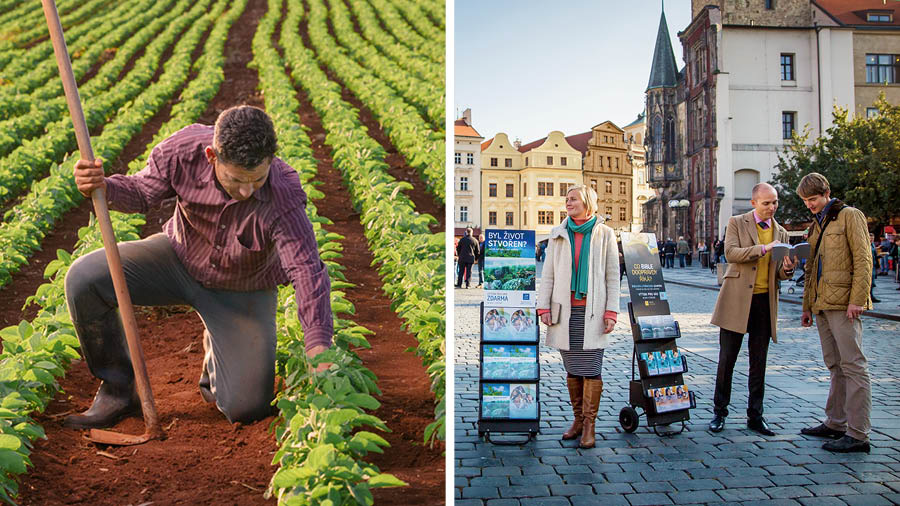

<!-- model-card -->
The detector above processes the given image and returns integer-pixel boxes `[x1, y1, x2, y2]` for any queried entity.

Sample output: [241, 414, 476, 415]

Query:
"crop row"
[345, 0, 442, 87]
[325, 0, 442, 129]
[0, 0, 242, 500]
[0, 0, 158, 120]
[252, 5, 406, 503]
[0, 0, 177, 157]
[0, 0, 76, 54]
[417, 0, 445, 31]
[365, 0, 442, 65]
[0, 0, 111, 70]
[0, 0, 215, 288]
[0, 0, 118, 106]
[0, 0, 197, 208]
[386, 0, 444, 50]
[0, 0, 41, 28]
[283, 0, 445, 447]
[306, 0, 445, 203]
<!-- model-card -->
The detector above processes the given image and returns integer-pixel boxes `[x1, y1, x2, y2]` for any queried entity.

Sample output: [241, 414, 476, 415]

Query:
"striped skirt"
[560, 306, 604, 377]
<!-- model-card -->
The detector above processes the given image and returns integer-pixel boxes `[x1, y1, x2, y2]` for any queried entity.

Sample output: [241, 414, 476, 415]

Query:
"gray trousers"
[816, 310, 872, 441]
[64, 233, 277, 423]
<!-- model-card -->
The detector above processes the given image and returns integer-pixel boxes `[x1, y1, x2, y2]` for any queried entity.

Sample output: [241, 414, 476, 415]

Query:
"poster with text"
[620, 232, 670, 317]
[482, 306, 539, 342]
[483, 229, 536, 307]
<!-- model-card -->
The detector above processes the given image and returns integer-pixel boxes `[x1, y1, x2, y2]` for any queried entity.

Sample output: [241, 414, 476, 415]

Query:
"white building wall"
[716, 25, 853, 235]
[454, 135, 482, 231]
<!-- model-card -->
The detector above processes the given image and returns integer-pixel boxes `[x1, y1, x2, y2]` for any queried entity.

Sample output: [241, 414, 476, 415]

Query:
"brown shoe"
[579, 378, 604, 448]
[63, 382, 140, 430]
[562, 376, 584, 440]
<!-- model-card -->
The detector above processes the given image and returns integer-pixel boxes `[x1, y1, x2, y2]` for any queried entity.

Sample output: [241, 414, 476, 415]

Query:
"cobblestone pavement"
[454, 267, 900, 505]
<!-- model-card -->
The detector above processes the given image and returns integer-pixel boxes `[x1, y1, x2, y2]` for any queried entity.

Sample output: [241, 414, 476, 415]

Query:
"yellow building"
[581, 122, 632, 231]
[480, 131, 582, 239]
[480, 133, 523, 230]
[519, 131, 582, 238]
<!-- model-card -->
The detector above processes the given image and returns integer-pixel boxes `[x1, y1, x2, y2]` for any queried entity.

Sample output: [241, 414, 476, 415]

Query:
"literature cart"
[476, 229, 540, 445]
[618, 233, 696, 436]
[477, 303, 540, 445]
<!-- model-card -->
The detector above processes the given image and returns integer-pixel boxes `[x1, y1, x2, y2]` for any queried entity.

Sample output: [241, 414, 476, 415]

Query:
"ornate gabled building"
[644, 5, 687, 242]
[582, 121, 632, 232]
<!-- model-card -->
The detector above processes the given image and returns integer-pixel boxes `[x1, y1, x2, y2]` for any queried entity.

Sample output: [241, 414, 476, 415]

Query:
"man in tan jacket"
[709, 183, 795, 436]
[797, 173, 872, 453]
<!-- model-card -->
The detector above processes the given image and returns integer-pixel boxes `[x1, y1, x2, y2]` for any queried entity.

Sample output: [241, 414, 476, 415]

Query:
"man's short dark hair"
[214, 105, 278, 169]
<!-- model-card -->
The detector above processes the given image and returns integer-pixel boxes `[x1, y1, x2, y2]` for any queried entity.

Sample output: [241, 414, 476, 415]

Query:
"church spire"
[647, 5, 679, 91]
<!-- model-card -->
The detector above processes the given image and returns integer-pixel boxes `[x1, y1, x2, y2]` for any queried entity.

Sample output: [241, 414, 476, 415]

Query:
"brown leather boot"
[63, 381, 140, 429]
[579, 378, 604, 448]
[562, 376, 584, 440]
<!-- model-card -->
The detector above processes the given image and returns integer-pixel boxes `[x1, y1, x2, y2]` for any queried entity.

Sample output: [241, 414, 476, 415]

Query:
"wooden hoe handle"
[42, 0, 161, 438]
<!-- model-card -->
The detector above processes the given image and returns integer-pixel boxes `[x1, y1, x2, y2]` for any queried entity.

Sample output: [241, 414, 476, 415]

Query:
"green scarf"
[566, 216, 596, 300]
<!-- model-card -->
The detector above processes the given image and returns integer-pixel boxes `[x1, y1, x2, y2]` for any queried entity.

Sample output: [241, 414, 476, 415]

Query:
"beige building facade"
[480, 133, 523, 231]
[480, 131, 582, 240]
[519, 131, 582, 239]
[582, 122, 632, 232]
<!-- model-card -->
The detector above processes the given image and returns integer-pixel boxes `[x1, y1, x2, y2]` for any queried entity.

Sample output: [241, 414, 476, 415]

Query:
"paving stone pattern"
[454, 265, 900, 505]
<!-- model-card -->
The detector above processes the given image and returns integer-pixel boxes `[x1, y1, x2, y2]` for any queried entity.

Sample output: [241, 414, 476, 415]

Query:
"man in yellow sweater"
[709, 183, 795, 435]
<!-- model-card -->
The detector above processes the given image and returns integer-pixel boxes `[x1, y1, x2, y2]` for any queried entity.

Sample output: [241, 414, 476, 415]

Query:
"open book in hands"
[769, 242, 810, 264]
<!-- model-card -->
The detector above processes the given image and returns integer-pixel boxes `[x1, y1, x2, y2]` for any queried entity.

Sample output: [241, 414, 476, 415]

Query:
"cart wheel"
[788, 287, 795, 294]
[619, 406, 639, 433]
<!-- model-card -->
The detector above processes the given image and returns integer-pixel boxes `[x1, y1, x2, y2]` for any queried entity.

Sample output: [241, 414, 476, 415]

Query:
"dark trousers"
[456, 261, 473, 287]
[713, 292, 771, 420]
[64, 234, 277, 424]
[665, 253, 674, 268]
[478, 261, 484, 284]
[678, 253, 686, 268]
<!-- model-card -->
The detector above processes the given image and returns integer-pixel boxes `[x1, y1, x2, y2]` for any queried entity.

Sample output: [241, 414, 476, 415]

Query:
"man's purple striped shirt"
[105, 124, 332, 350]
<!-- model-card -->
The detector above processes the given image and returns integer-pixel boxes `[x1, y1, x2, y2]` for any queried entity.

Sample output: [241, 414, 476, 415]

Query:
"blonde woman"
[536, 185, 619, 448]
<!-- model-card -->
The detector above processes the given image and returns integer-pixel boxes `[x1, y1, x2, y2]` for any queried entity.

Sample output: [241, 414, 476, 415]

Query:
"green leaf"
[0, 449, 27, 474]
[0, 435, 21, 451]
[367, 473, 407, 488]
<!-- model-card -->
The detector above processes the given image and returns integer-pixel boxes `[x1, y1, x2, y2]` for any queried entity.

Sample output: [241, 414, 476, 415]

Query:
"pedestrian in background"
[676, 236, 689, 268]
[455, 228, 479, 289]
[663, 238, 676, 268]
[798, 172, 873, 453]
[476, 233, 486, 288]
[708, 183, 795, 436]
[536, 184, 619, 449]
[869, 233, 881, 303]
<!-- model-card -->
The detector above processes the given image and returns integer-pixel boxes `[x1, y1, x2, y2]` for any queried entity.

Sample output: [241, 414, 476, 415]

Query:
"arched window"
[652, 115, 663, 163]
[734, 169, 760, 213]
[665, 116, 675, 162]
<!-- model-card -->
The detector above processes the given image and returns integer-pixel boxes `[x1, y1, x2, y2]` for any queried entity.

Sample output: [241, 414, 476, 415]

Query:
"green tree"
[771, 94, 900, 227]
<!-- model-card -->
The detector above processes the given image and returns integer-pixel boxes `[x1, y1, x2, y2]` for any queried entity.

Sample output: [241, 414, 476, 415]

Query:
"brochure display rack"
[477, 229, 540, 444]
[618, 233, 696, 436]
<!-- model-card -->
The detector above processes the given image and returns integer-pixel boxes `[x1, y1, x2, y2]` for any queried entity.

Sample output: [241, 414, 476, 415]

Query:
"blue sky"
[454, 0, 693, 144]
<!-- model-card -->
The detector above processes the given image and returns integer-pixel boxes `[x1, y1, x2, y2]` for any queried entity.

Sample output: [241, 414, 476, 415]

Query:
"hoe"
[42, 0, 164, 445]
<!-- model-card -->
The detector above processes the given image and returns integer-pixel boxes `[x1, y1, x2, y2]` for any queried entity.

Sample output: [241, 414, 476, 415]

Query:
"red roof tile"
[814, 0, 900, 26]
[455, 118, 481, 137]
[481, 137, 493, 151]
